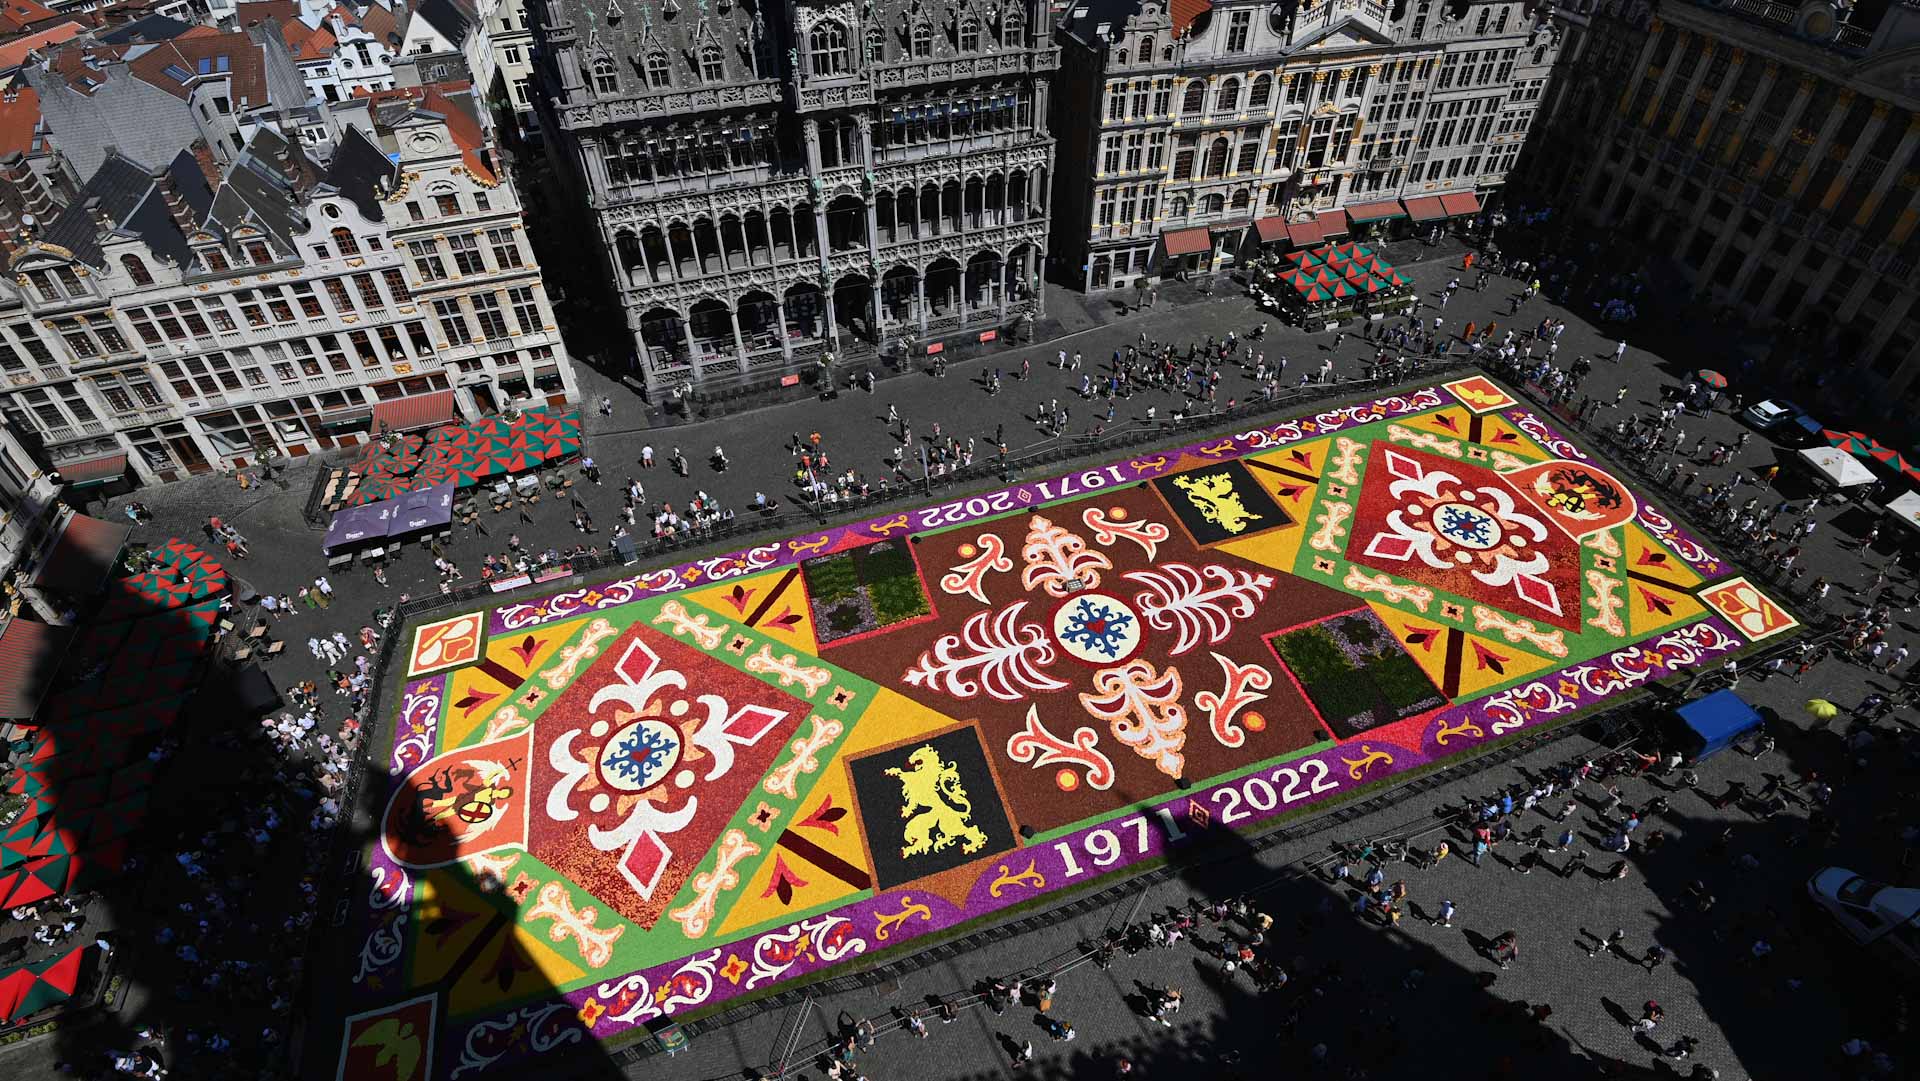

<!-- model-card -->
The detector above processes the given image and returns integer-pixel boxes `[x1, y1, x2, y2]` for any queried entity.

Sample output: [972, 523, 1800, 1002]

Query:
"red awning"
[371, 390, 458, 434]
[56, 453, 126, 486]
[1439, 191, 1482, 217]
[1346, 200, 1408, 222]
[1253, 217, 1288, 243]
[1316, 209, 1350, 237]
[0, 618, 77, 721]
[1163, 226, 1213, 257]
[1285, 221, 1324, 247]
[1403, 196, 1447, 222]
[29, 512, 130, 597]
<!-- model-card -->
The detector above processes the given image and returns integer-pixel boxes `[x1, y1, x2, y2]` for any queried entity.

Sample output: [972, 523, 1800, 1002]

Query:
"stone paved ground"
[14, 229, 1917, 1080]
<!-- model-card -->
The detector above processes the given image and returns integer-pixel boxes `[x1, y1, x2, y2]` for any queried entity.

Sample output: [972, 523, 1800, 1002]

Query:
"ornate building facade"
[532, 0, 1057, 395]
[1052, 0, 1561, 292]
[1519, 0, 1920, 406]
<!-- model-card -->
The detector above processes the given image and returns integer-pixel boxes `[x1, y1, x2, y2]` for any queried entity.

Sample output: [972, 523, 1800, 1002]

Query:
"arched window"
[700, 44, 724, 82]
[592, 57, 618, 94]
[1205, 137, 1229, 177]
[1249, 74, 1272, 109]
[1138, 34, 1154, 60]
[330, 227, 360, 255]
[645, 52, 670, 88]
[1001, 11, 1024, 47]
[1203, 193, 1225, 214]
[913, 21, 933, 57]
[867, 27, 885, 63]
[1230, 188, 1250, 209]
[1169, 196, 1190, 217]
[959, 17, 980, 52]
[1117, 49, 1128, 65]
[1181, 80, 1205, 115]
[810, 21, 849, 74]
[120, 254, 152, 285]
[1161, 45, 1173, 62]
[1217, 78, 1241, 112]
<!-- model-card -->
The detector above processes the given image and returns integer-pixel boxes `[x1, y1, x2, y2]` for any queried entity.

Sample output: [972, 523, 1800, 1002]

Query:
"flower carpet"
[336, 376, 1798, 1081]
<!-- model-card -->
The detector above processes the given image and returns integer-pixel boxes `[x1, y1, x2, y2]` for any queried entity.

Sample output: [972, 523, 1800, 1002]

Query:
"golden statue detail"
[884, 745, 988, 858]
[1174, 472, 1264, 535]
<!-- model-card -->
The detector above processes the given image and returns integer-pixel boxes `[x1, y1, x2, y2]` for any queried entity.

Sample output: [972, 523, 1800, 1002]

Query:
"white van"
[1807, 867, 1920, 967]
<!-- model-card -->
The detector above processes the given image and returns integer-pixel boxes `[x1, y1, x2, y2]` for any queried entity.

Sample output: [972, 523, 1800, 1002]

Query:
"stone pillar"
[727, 304, 747, 372]
[914, 272, 927, 336]
[1853, 116, 1920, 229]
[1819, 103, 1892, 210]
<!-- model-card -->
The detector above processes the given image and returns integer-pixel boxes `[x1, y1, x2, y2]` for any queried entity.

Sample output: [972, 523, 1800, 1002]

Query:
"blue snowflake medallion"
[1434, 501, 1500, 550]
[600, 720, 680, 792]
[1059, 597, 1135, 658]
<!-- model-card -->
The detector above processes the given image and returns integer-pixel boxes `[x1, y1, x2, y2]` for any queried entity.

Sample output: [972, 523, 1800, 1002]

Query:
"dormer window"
[912, 21, 933, 57]
[809, 21, 849, 75]
[1001, 12, 1023, 47]
[700, 44, 724, 82]
[121, 254, 153, 286]
[646, 52, 671, 88]
[1138, 33, 1153, 60]
[244, 240, 272, 265]
[867, 28, 885, 63]
[959, 18, 980, 52]
[592, 57, 618, 93]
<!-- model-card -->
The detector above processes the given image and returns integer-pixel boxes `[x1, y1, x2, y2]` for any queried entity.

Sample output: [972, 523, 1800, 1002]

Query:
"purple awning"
[324, 502, 393, 554]
[387, 483, 454, 537]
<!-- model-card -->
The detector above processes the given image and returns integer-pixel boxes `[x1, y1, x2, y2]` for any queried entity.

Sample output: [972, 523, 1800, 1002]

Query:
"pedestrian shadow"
[1600, 996, 1638, 1028]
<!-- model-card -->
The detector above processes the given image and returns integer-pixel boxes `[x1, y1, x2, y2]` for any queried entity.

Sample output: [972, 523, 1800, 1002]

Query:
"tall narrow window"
[959, 18, 980, 51]
[592, 57, 618, 94]
[121, 255, 153, 286]
[913, 21, 933, 57]
[1182, 80, 1205, 115]
[1226, 10, 1251, 52]
[700, 45, 724, 82]
[1249, 74, 1272, 109]
[646, 52, 671, 88]
[330, 227, 359, 255]
[1001, 11, 1024, 47]
[867, 28, 885, 63]
[810, 21, 849, 74]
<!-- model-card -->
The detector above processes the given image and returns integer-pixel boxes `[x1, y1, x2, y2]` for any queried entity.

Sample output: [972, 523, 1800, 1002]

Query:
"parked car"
[1807, 867, 1920, 968]
[1742, 399, 1822, 443]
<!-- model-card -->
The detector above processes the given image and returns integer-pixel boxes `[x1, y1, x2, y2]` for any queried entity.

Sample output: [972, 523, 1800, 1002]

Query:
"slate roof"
[411, 0, 474, 48]
[323, 124, 397, 221]
[42, 150, 170, 266]
[95, 13, 190, 44]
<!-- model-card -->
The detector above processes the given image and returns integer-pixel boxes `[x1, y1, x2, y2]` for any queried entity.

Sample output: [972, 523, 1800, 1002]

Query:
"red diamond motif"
[1364, 533, 1419, 561]
[1511, 573, 1562, 616]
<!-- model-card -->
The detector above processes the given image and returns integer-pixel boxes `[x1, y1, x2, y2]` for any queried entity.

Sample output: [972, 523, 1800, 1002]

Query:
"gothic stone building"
[532, 0, 1058, 395]
[1052, 0, 1561, 292]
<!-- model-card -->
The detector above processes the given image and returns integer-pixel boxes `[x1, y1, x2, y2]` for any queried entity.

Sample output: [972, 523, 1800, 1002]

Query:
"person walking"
[1433, 899, 1455, 928]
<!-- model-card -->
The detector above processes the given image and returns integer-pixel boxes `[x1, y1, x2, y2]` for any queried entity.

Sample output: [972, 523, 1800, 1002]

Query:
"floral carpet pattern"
[336, 379, 1794, 1081]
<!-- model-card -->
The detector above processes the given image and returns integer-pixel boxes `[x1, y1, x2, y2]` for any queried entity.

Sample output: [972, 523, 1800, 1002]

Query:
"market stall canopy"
[388, 483, 455, 537]
[1695, 369, 1728, 388]
[1886, 491, 1920, 535]
[1798, 446, 1878, 487]
[1439, 191, 1481, 217]
[0, 618, 76, 721]
[1286, 219, 1324, 247]
[1316, 208, 1350, 237]
[30, 513, 131, 597]
[1253, 217, 1287, 244]
[1674, 690, 1762, 761]
[1162, 226, 1212, 257]
[1402, 195, 1447, 222]
[1345, 200, 1407, 222]
[371, 389, 458, 434]
[324, 502, 393, 554]
[55, 453, 127, 487]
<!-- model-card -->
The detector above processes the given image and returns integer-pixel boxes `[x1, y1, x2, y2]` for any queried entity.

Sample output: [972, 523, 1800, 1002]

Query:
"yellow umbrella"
[1804, 699, 1839, 720]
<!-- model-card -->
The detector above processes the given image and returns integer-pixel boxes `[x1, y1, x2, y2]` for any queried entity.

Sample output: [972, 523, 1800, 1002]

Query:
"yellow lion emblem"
[884, 745, 988, 859]
[1174, 472, 1263, 535]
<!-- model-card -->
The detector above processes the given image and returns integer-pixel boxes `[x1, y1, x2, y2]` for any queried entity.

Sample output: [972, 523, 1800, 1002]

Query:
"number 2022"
[1051, 762, 1340, 878]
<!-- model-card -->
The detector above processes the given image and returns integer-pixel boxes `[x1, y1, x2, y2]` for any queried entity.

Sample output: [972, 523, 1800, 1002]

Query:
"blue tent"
[1675, 689, 1762, 760]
